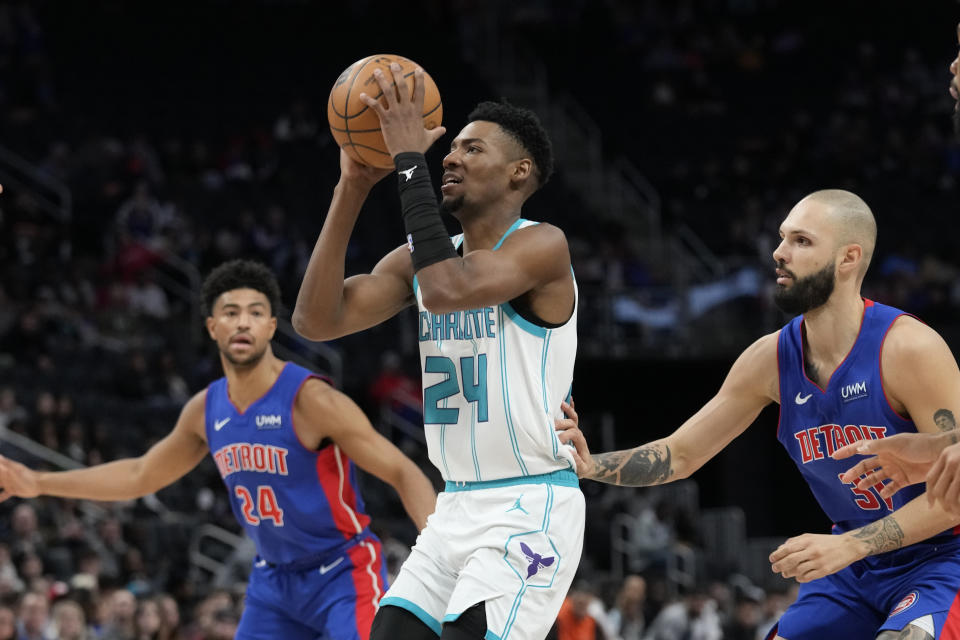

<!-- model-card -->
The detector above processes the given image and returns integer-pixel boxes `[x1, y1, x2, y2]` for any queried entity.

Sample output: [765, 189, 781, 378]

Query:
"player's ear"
[511, 158, 533, 184]
[205, 315, 217, 340]
[837, 243, 863, 275]
[268, 316, 277, 339]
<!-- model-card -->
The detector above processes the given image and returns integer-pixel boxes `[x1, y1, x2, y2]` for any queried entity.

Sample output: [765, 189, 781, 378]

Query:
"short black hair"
[467, 99, 554, 188]
[201, 259, 281, 317]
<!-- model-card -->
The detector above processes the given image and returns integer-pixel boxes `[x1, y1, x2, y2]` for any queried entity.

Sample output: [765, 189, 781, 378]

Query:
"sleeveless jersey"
[413, 218, 578, 482]
[777, 299, 945, 533]
[204, 362, 372, 565]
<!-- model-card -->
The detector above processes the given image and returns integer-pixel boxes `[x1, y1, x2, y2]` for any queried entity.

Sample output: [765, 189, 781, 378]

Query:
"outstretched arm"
[0, 392, 209, 503]
[296, 380, 436, 530]
[557, 333, 778, 486]
[770, 494, 958, 583]
[292, 150, 415, 341]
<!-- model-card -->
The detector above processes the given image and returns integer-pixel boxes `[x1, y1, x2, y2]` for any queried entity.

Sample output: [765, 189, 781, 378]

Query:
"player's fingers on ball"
[388, 63, 407, 102]
[412, 67, 426, 105]
[371, 69, 396, 106]
[358, 92, 386, 116]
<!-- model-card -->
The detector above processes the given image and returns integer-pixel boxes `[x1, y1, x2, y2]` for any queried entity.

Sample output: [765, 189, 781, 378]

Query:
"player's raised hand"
[338, 147, 393, 191]
[359, 64, 446, 157]
[0, 454, 40, 503]
[555, 400, 596, 479]
[769, 532, 865, 583]
[834, 432, 942, 500]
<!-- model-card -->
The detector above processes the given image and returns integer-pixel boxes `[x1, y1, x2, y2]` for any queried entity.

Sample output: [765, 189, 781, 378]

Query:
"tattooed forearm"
[849, 516, 905, 555]
[589, 444, 673, 486]
[934, 409, 958, 433]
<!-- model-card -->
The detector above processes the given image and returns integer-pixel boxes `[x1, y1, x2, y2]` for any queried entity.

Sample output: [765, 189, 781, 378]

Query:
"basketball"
[327, 54, 443, 169]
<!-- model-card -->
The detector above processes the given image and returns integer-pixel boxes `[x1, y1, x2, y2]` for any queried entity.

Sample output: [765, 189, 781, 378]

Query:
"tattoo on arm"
[590, 444, 673, 486]
[934, 409, 958, 434]
[850, 516, 905, 555]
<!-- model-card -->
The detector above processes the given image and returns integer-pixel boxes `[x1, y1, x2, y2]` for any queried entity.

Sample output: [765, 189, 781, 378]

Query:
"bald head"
[801, 189, 876, 276]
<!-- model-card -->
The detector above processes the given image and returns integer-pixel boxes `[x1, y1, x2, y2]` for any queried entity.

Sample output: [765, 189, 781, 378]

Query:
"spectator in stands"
[547, 579, 608, 640]
[15, 591, 51, 640]
[154, 594, 181, 640]
[99, 588, 136, 640]
[133, 597, 161, 640]
[0, 389, 26, 431]
[642, 585, 722, 640]
[607, 575, 646, 640]
[723, 592, 762, 640]
[50, 599, 90, 640]
[0, 601, 14, 640]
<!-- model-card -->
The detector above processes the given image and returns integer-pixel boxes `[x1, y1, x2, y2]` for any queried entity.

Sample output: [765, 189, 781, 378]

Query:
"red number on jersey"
[234, 485, 284, 526]
[257, 485, 284, 526]
[235, 485, 259, 524]
[838, 473, 894, 512]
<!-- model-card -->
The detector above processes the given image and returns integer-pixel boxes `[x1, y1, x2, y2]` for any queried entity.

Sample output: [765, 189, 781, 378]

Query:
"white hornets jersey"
[413, 219, 578, 482]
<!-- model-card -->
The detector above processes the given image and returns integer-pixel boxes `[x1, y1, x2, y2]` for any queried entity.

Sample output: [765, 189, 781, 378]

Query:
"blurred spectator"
[126, 274, 169, 320]
[0, 601, 15, 640]
[0, 388, 26, 430]
[642, 585, 722, 640]
[723, 593, 762, 640]
[16, 591, 51, 640]
[50, 599, 91, 640]
[547, 580, 608, 640]
[99, 589, 136, 640]
[607, 575, 646, 640]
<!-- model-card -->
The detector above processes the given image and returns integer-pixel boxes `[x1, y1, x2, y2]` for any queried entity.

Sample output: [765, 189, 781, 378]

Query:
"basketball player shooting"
[0, 260, 436, 640]
[294, 63, 584, 640]
[557, 191, 960, 640]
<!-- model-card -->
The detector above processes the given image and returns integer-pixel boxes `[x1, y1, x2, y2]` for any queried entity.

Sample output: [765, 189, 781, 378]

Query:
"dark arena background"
[0, 1, 958, 638]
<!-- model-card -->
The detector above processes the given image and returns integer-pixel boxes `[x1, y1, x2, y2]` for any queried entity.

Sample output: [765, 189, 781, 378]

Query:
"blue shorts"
[236, 535, 389, 640]
[770, 537, 960, 640]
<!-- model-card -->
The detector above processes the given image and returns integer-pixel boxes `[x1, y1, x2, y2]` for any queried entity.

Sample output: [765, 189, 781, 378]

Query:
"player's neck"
[801, 293, 865, 367]
[458, 209, 522, 252]
[221, 349, 285, 412]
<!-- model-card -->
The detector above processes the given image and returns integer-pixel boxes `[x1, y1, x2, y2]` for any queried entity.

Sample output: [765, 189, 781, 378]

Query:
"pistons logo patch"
[889, 591, 919, 617]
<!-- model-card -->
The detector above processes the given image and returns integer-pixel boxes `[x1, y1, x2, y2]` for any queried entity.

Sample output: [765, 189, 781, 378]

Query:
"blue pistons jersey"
[204, 362, 373, 565]
[777, 299, 956, 537]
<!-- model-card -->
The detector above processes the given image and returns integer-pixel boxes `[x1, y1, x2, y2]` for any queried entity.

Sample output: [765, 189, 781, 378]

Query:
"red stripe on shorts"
[347, 539, 385, 640]
[941, 588, 960, 639]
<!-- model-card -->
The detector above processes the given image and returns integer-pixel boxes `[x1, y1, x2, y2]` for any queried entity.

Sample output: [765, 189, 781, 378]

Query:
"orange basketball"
[327, 54, 443, 169]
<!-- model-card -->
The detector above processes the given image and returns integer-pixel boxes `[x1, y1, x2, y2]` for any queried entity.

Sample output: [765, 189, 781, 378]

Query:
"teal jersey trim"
[498, 306, 529, 476]
[492, 218, 530, 250]
[444, 469, 578, 492]
[470, 342, 482, 480]
[412, 274, 419, 297]
[500, 301, 549, 338]
[379, 597, 442, 636]
[485, 632, 503, 640]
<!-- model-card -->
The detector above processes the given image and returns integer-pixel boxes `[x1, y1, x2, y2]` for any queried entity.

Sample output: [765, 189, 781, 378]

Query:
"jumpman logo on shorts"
[506, 495, 529, 515]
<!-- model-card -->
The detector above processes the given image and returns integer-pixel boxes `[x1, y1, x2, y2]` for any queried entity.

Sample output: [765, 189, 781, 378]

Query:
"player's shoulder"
[294, 376, 348, 416]
[726, 331, 781, 399]
[883, 314, 950, 361]
[504, 220, 567, 245]
[175, 390, 209, 434]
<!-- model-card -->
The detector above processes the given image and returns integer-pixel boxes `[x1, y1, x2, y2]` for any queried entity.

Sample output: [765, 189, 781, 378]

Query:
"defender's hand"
[834, 432, 942, 500]
[555, 400, 596, 479]
[769, 532, 865, 583]
[359, 64, 446, 157]
[0, 454, 40, 503]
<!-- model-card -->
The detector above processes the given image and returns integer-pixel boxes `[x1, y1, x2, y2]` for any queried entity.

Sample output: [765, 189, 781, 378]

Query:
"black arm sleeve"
[394, 151, 458, 273]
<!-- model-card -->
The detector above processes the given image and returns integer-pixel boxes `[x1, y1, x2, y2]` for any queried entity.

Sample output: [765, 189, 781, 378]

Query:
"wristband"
[395, 152, 457, 272]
